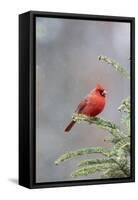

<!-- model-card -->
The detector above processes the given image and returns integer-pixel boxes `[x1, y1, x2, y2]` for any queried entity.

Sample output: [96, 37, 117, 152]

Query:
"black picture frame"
[19, 11, 135, 189]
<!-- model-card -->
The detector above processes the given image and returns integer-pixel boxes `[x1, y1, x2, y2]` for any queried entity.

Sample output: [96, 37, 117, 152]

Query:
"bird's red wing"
[75, 98, 88, 113]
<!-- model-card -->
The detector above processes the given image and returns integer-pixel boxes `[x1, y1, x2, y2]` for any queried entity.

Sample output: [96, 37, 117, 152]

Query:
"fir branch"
[118, 97, 130, 136]
[108, 148, 130, 176]
[72, 155, 129, 178]
[98, 55, 130, 79]
[71, 163, 117, 177]
[118, 97, 130, 113]
[110, 158, 130, 177]
[72, 113, 121, 141]
[55, 147, 109, 165]
[72, 113, 119, 131]
[103, 167, 128, 178]
[77, 158, 114, 167]
[115, 139, 130, 152]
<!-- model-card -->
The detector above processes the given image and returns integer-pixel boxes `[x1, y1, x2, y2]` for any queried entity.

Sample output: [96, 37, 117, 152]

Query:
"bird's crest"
[96, 83, 104, 91]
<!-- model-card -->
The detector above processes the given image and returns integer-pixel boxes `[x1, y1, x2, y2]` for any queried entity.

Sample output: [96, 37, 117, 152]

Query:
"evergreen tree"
[55, 56, 130, 179]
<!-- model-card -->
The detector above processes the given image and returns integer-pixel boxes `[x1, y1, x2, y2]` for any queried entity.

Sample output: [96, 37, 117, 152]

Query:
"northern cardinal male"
[64, 84, 107, 132]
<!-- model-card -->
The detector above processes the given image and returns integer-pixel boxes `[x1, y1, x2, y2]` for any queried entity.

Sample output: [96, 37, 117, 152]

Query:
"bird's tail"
[64, 120, 76, 133]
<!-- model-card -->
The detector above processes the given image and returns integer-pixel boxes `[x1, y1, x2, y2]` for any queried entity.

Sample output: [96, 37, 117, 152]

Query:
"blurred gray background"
[36, 17, 130, 183]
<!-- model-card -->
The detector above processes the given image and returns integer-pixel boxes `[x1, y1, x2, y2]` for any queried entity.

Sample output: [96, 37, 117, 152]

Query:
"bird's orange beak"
[102, 90, 107, 97]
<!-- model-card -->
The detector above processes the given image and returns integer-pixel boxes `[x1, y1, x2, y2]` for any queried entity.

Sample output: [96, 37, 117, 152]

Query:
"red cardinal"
[64, 84, 107, 132]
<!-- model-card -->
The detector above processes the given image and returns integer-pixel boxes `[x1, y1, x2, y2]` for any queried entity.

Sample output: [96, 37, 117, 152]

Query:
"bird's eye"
[100, 90, 104, 96]
[100, 90, 107, 97]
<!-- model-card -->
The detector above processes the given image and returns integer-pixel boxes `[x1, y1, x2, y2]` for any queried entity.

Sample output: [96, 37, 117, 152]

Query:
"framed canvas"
[19, 11, 135, 189]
